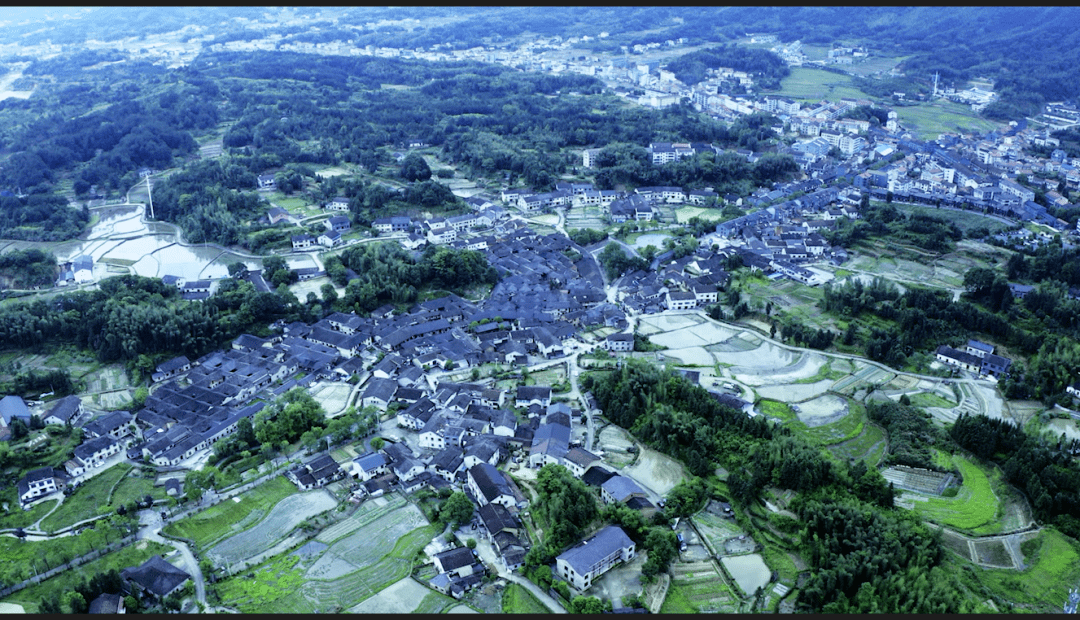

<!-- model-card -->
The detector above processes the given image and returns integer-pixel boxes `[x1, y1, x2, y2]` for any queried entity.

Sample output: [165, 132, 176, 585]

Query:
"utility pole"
[146, 173, 155, 220]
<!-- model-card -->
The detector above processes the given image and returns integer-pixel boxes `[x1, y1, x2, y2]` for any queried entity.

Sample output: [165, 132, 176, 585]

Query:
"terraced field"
[909, 455, 1000, 533]
[693, 511, 746, 556]
[662, 560, 740, 613]
[208, 488, 338, 566]
[216, 494, 438, 614]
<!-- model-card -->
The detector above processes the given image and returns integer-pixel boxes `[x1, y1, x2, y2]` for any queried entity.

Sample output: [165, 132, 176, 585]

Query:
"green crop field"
[502, 582, 551, 614]
[827, 421, 887, 467]
[758, 399, 798, 423]
[889, 204, 1012, 236]
[912, 454, 999, 532]
[163, 476, 296, 549]
[776, 67, 869, 102]
[908, 391, 957, 409]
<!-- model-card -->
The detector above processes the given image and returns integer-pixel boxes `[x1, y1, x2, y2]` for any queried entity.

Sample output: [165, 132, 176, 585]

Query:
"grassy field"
[0, 494, 58, 529]
[827, 421, 887, 467]
[775, 67, 869, 102]
[1, 540, 172, 613]
[414, 590, 460, 614]
[888, 204, 1012, 236]
[912, 454, 999, 532]
[162, 476, 296, 549]
[675, 206, 726, 223]
[39, 463, 136, 533]
[758, 399, 798, 424]
[908, 391, 957, 409]
[501, 582, 551, 614]
[893, 101, 1002, 140]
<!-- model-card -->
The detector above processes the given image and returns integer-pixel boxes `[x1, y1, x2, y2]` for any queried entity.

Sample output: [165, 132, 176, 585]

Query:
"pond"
[721, 554, 772, 597]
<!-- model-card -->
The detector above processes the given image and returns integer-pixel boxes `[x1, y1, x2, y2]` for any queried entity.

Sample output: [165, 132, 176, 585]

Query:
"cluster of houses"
[934, 339, 1013, 380]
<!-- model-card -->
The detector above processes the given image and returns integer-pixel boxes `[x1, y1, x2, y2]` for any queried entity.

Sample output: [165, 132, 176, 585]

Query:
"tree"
[568, 596, 612, 614]
[227, 261, 247, 278]
[63, 591, 87, 614]
[370, 437, 385, 451]
[441, 491, 475, 529]
[400, 153, 431, 182]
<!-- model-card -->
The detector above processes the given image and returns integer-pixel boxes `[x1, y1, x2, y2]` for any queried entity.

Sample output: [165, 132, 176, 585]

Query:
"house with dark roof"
[43, 395, 82, 426]
[153, 356, 191, 382]
[88, 592, 125, 614]
[529, 422, 571, 468]
[935, 345, 982, 373]
[466, 462, 521, 510]
[555, 525, 636, 591]
[515, 385, 551, 408]
[286, 453, 345, 490]
[121, 555, 191, 602]
[82, 411, 137, 441]
[561, 447, 601, 478]
[601, 475, 648, 505]
[0, 395, 30, 427]
[18, 466, 67, 506]
[361, 377, 398, 410]
[433, 547, 479, 579]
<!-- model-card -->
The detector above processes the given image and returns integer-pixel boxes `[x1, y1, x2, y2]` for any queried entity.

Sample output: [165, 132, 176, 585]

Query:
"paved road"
[471, 532, 566, 613]
[138, 509, 209, 612]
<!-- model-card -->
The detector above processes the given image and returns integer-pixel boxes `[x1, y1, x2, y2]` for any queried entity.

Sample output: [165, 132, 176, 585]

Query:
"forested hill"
[4, 7, 1077, 120]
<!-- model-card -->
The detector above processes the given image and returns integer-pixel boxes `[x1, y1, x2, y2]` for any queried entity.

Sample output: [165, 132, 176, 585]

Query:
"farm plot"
[637, 313, 709, 336]
[663, 560, 740, 614]
[597, 424, 637, 469]
[721, 554, 772, 597]
[348, 577, 440, 614]
[305, 501, 427, 580]
[648, 326, 714, 349]
[208, 489, 338, 566]
[754, 378, 834, 403]
[317, 494, 408, 544]
[940, 528, 975, 561]
[693, 511, 746, 556]
[283, 524, 440, 613]
[662, 346, 715, 366]
[973, 539, 1014, 568]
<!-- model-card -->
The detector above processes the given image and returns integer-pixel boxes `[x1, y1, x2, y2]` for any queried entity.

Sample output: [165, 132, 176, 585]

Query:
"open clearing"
[310, 381, 354, 415]
[208, 489, 338, 565]
[721, 554, 772, 597]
